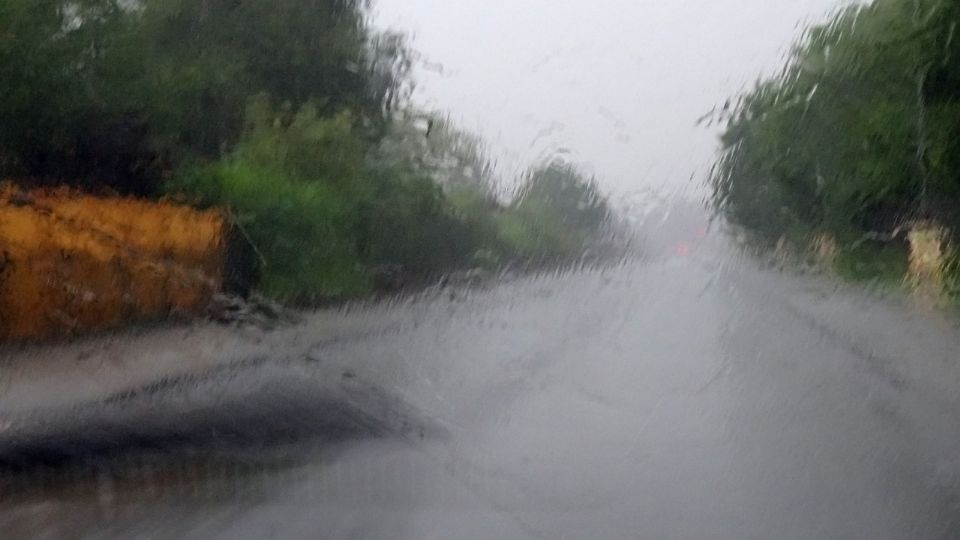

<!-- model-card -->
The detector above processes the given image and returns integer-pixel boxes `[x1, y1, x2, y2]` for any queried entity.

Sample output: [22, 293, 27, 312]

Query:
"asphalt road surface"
[2, 218, 960, 539]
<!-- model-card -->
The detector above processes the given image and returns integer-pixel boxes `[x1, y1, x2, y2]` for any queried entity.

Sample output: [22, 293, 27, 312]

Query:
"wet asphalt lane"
[2, 231, 960, 539]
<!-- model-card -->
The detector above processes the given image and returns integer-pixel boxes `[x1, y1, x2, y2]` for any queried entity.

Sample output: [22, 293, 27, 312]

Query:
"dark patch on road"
[0, 355, 440, 494]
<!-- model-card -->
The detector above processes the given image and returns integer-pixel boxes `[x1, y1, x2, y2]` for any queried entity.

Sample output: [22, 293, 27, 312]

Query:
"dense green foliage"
[170, 100, 610, 302]
[497, 162, 610, 259]
[3, 0, 612, 303]
[712, 0, 960, 241]
[0, 0, 406, 193]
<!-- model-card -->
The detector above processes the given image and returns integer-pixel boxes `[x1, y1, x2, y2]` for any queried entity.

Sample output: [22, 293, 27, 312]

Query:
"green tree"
[712, 0, 960, 240]
[0, 0, 409, 193]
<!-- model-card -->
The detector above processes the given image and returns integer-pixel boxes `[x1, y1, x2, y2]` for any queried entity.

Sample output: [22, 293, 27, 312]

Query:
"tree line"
[711, 0, 960, 244]
[1, 0, 613, 304]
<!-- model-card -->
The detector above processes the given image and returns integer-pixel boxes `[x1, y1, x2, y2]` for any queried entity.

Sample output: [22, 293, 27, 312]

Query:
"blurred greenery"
[497, 162, 610, 260]
[170, 100, 611, 302]
[711, 0, 960, 283]
[1, 0, 612, 304]
[0, 0, 406, 193]
[834, 240, 910, 286]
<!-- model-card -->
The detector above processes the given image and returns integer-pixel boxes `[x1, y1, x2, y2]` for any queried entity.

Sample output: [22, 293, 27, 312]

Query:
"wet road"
[2, 224, 960, 539]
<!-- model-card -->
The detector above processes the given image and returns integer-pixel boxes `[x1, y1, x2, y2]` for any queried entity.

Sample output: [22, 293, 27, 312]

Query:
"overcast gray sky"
[372, 0, 854, 203]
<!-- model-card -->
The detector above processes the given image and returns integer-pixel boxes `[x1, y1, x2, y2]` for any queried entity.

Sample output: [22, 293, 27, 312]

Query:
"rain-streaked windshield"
[2, 1, 959, 538]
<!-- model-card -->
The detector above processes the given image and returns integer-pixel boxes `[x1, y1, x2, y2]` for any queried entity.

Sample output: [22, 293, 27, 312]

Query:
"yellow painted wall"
[0, 183, 226, 341]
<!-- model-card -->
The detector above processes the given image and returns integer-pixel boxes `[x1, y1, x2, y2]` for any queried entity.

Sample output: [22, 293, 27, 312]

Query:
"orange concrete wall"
[0, 184, 226, 341]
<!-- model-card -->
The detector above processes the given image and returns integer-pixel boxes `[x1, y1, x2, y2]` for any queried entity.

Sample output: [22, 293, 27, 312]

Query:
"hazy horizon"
[372, 0, 856, 208]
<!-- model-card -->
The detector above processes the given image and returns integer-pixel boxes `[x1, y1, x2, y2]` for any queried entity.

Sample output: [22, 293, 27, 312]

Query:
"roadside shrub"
[495, 160, 610, 261]
[358, 167, 482, 279]
[172, 160, 370, 303]
[169, 100, 373, 303]
[169, 100, 616, 303]
[834, 239, 909, 285]
[170, 100, 501, 301]
[493, 205, 574, 261]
